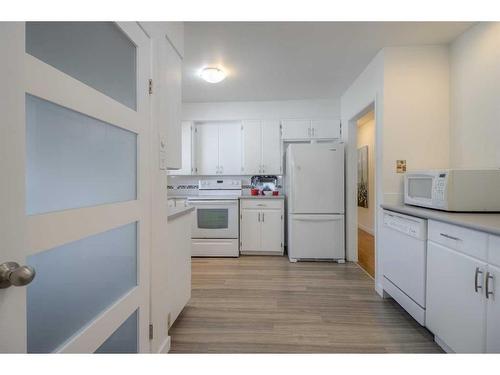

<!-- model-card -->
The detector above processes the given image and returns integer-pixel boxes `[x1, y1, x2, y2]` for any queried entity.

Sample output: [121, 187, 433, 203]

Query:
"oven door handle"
[189, 200, 238, 206]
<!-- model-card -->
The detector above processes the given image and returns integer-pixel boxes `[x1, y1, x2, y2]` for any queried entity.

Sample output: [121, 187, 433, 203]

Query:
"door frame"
[345, 99, 382, 291]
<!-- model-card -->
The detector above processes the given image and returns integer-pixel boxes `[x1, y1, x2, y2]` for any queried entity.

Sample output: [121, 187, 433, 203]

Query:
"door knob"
[0, 262, 36, 289]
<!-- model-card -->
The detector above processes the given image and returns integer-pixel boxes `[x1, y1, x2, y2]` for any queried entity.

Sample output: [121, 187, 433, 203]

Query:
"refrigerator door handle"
[293, 216, 342, 222]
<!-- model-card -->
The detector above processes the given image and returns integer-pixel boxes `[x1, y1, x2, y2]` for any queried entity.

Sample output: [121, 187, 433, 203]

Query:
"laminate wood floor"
[169, 256, 441, 353]
[358, 228, 375, 278]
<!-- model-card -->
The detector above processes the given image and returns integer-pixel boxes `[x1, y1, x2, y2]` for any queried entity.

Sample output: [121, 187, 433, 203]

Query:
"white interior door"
[261, 120, 282, 175]
[195, 123, 219, 175]
[242, 120, 262, 175]
[289, 143, 344, 214]
[218, 122, 242, 175]
[0, 22, 151, 353]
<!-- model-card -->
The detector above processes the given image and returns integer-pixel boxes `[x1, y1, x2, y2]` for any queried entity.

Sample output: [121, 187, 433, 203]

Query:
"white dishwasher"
[381, 209, 427, 325]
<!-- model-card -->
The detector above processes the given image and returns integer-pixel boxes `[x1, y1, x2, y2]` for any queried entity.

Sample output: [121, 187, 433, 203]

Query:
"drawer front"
[488, 235, 500, 267]
[428, 220, 488, 261]
[241, 199, 283, 210]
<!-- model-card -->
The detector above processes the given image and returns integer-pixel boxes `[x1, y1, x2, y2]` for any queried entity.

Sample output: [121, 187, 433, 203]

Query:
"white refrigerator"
[286, 143, 345, 262]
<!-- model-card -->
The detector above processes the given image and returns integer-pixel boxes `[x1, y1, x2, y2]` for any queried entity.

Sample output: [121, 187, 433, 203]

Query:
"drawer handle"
[440, 233, 461, 241]
[256, 204, 266, 207]
[486, 272, 494, 299]
[475, 267, 484, 293]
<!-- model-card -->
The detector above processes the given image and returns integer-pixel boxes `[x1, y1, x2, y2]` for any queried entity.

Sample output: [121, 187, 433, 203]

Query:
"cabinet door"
[240, 209, 262, 252]
[161, 39, 182, 169]
[260, 209, 283, 252]
[261, 120, 282, 175]
[218, 123, 242, 175]
[169, 121, 192, 175]
[487, 264, 500, 353]
[242, 120, 262, 175]
[311, 119, 340, 139]
[281, 119, 311, 140]
[195, 124, 219, 175]
[426, 241, 486, 353]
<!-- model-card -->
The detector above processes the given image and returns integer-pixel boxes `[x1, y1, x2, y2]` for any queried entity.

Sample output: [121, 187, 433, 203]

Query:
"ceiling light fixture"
[199, 67, 227, 83]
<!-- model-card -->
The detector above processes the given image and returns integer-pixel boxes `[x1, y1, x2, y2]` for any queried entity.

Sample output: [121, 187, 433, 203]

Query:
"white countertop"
[381, 204, 500, 236]
[167, 205, 194, 221]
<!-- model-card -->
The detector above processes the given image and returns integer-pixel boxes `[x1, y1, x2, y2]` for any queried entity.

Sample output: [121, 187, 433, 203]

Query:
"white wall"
[357, 115, 375, 234]
[341, 50, 384, 266]
[341, 46, 450, 294]
[182, 98, 340, 121]
[450, 22, 500, 169]
[383, 46, 450, 204]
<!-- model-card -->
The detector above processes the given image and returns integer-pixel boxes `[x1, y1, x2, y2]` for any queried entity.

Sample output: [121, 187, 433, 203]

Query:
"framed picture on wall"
[357, 145, 368, 208]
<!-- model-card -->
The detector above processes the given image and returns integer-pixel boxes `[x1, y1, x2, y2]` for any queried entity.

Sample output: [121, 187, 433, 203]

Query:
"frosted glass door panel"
[95, 310, 138, 354]
[27, 222, 137, 353]
[26, 95, 137, 215]
[26, 22, 137, 110]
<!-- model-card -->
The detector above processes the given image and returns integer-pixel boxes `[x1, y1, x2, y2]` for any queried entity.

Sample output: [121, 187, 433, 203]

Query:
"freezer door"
[288, 143, 344, 214]
[288, 214, 345, 260]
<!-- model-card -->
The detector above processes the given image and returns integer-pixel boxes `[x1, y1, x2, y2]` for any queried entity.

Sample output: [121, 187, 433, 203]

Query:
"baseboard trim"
[434, 335, 453, 353]
[158, 336, 171, 354]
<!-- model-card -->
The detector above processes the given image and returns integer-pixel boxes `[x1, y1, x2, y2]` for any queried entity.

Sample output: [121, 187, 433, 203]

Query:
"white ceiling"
[182, 22, 473, 103]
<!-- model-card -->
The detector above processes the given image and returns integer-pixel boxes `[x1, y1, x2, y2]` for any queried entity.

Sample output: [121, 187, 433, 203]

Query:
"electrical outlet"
[396, 160, 406, 173]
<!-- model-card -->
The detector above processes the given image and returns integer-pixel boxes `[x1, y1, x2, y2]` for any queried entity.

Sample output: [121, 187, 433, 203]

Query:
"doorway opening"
[355, 110, 375, 277]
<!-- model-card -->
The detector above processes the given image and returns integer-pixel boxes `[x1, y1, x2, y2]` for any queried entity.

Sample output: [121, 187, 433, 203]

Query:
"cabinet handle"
[258, 212, 261, 222]
[308, 128, 311, 137]
[312, 128, 315, 137]
[262, 164, 265, 173]
[262, 212, 265, 222]
[486, 272, 494, 299]
[440, 233, 461, 241]
[475, 267, 484, 293]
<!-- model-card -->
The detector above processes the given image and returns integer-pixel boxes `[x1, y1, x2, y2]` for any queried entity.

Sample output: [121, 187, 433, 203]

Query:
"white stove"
[188, 179, 241, 257]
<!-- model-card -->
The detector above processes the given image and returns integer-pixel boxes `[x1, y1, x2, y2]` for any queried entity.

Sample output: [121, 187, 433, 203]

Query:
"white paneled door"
[0, 22, 151, 353]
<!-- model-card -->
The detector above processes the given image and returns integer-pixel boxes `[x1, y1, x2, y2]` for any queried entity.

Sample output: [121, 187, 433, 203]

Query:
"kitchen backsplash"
[167, 175, 283, 197]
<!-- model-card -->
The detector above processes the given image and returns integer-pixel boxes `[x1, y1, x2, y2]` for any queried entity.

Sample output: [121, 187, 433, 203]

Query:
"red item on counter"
[272, 191, 279, 196]
[251, 188, 260, 196]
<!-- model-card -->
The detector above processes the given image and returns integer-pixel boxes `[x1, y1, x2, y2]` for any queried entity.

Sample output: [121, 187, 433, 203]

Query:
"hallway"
[169, 256, 440, 353]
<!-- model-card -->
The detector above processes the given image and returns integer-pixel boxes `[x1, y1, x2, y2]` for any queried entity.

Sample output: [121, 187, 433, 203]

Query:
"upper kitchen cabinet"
[139, 22, 183, 170]
[242, 120, 281, 175]
[195, 122, 242, 175]
[281, 119, 311, 140]
[282, 118, 341, 140]
[311, 119, 341, 139]
[168, 121, 194, 175]
[218, 123, 242, 175]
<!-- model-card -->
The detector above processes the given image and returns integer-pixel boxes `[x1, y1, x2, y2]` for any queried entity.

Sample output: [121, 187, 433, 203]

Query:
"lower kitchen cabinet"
[240, 199, 284, 255]
[426, 241, 487, 353]
[486, 264, 500, 353]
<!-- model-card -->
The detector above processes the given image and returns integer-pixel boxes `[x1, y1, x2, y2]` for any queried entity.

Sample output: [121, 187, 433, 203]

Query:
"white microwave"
[404, 169, 500, 212]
